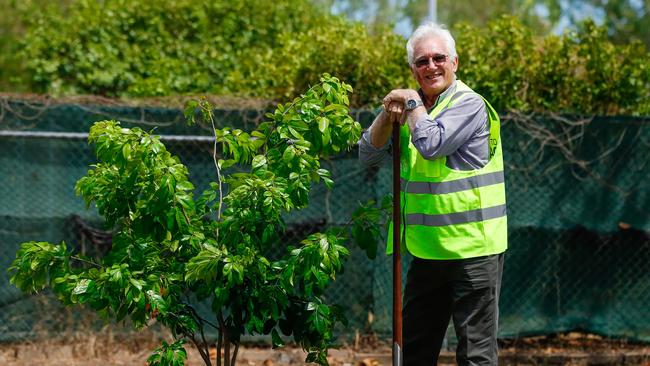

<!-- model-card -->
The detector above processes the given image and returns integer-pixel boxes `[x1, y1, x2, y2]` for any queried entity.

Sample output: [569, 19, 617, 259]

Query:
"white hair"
[406, 22, 457, 65]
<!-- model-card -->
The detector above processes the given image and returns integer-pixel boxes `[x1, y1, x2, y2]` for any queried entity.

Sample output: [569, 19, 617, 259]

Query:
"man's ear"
[452, 57, 459, 73]
[410, 63, 417, 78]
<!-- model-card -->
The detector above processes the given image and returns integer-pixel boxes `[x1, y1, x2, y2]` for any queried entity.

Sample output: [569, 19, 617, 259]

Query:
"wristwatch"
[405, 98, 424, 111]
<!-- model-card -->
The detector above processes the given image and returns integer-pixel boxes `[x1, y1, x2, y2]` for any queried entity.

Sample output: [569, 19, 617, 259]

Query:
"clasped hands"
[382, 89, 421, 125]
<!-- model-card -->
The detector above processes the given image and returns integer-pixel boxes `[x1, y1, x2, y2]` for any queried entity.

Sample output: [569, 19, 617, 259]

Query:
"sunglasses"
[414, 54, 450, 68]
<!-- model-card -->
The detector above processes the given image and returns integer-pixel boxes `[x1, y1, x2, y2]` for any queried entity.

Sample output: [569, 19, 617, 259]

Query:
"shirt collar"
[419, 78, 457, 112]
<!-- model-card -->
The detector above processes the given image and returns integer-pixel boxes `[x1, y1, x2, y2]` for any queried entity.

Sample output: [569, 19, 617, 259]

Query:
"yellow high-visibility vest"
[387, 80, 507, 259]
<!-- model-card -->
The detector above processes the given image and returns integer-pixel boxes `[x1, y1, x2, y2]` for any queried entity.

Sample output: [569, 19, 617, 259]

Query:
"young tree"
[8, 75, 385, 366]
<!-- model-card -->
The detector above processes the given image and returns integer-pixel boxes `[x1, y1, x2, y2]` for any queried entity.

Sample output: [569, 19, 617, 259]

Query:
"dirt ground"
[1, 331, 649, 366]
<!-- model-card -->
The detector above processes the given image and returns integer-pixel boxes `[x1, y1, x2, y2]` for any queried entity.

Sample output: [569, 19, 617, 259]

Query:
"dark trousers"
[403, 253, 504, 366]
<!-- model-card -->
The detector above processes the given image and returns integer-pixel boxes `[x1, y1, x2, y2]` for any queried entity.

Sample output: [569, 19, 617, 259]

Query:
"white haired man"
[359, 23, 507, 365]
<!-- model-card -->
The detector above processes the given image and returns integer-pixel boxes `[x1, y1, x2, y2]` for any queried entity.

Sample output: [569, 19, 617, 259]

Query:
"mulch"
[1, 331, 649, 365]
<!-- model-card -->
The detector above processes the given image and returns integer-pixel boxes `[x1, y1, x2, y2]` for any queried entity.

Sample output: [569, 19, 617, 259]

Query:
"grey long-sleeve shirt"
[358, 81, 490, 171]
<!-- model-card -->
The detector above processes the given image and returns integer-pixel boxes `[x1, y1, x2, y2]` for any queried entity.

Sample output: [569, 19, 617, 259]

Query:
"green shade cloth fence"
[0, 100, 648, 342]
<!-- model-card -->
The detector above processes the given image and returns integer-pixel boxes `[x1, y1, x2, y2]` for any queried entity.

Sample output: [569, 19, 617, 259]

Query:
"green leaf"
[183, 100, 198, 124]
[122, 143, 132, 161]
[175, 209, 186, 231]
[151, 140, 163, 154]
[308, 303, 330, 334]
[146, 290, 168, 313]
[271, 329, 285, 349]
[252, 155, 267, 170]
[223, 262, 233, 283]
[321, 127, 331, 145]
[166, 210, 176, 231]
[317, 117, 329, 133]
[322, 177, 334, 189]
[130, 278, 145, 291]
[72, 279, 91, 295]
[176, 181, 194, 191]
[318, 303, 330, 317]
[218, 159, 236, 169]
[147, 340, 187, 366]
[170, 240, 180, 252]
[353, 225, 377, 259]
[282, 146, 295, 163]
[288, 126, 302, 139]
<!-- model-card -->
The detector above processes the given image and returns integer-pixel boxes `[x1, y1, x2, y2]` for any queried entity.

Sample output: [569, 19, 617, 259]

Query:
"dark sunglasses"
[414, 54, 449, 68]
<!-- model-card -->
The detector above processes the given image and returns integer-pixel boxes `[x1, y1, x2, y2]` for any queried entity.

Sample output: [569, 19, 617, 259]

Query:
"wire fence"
[1, 99, 649, 344]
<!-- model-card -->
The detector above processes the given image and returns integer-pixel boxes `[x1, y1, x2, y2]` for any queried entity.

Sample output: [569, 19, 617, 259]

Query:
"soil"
[1, 331, 649, 366]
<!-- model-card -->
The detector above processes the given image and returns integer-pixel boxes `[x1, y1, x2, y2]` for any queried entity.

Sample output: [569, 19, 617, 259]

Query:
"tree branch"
[186, 333, 213, 366]
[204, 104, 225, 239]
[69, 255, 103, 269]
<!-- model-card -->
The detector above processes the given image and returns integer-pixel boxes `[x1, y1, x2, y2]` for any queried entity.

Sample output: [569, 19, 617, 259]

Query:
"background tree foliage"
[317, 0, 563, 34]
[455, 16, 650, 115]
[1, 0, 649, 115]
[13, 0, 410, 107]
[319, 0, 649, 49]
[0, 0, 74, 91]
[565, 0, 650, 48]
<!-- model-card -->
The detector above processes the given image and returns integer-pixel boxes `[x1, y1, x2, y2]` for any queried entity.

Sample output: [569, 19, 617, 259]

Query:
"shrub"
[11, 2, 650, 115]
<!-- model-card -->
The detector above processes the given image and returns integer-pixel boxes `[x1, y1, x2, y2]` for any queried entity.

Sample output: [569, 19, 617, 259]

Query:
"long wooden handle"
[392, 120, 403, 366]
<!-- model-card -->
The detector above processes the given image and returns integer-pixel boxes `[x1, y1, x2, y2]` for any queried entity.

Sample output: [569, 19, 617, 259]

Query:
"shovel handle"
[392, 120, 403, 358]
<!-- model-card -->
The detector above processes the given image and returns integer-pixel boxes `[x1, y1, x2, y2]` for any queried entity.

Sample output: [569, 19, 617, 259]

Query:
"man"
[358, 22, 507, 366]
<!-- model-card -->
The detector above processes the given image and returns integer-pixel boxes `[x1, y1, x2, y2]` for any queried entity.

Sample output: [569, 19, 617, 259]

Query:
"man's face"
[410, 36, 458, 98]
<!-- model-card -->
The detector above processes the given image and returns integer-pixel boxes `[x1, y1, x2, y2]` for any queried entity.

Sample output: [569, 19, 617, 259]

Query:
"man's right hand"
[386, 101, 407, 125]
[368, 90, 419, 149]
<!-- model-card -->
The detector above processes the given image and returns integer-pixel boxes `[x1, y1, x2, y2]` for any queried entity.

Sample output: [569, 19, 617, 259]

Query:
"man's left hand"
[382, 89, 421, 111]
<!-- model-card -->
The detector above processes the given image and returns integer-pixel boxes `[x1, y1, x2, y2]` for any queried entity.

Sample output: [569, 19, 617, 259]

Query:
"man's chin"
[422, 84, 443, 96]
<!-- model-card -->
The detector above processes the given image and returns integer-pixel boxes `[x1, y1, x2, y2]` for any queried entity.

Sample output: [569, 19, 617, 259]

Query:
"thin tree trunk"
[231, 342, 239, 366]
[199, 319, 211, 366]
[217, 315, 224, 366]
[224, 330, 230, 366]
[219, 313, 230, 366]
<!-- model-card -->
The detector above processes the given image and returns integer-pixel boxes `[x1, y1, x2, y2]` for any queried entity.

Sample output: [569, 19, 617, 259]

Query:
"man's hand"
[386, 101, 406, 125]
[369, 89, 425, 148]
[382, 89, 421, 111]
[383, 89, 425, 127]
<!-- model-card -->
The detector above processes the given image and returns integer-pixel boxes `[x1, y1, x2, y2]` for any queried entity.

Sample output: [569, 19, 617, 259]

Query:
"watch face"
[407, 99, 417, 109]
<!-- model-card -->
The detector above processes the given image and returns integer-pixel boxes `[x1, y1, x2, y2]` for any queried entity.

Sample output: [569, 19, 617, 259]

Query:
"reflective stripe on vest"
[400, 171, 504, 195]
[406, 204, 507, 227]
[387, 80, 508, 260]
